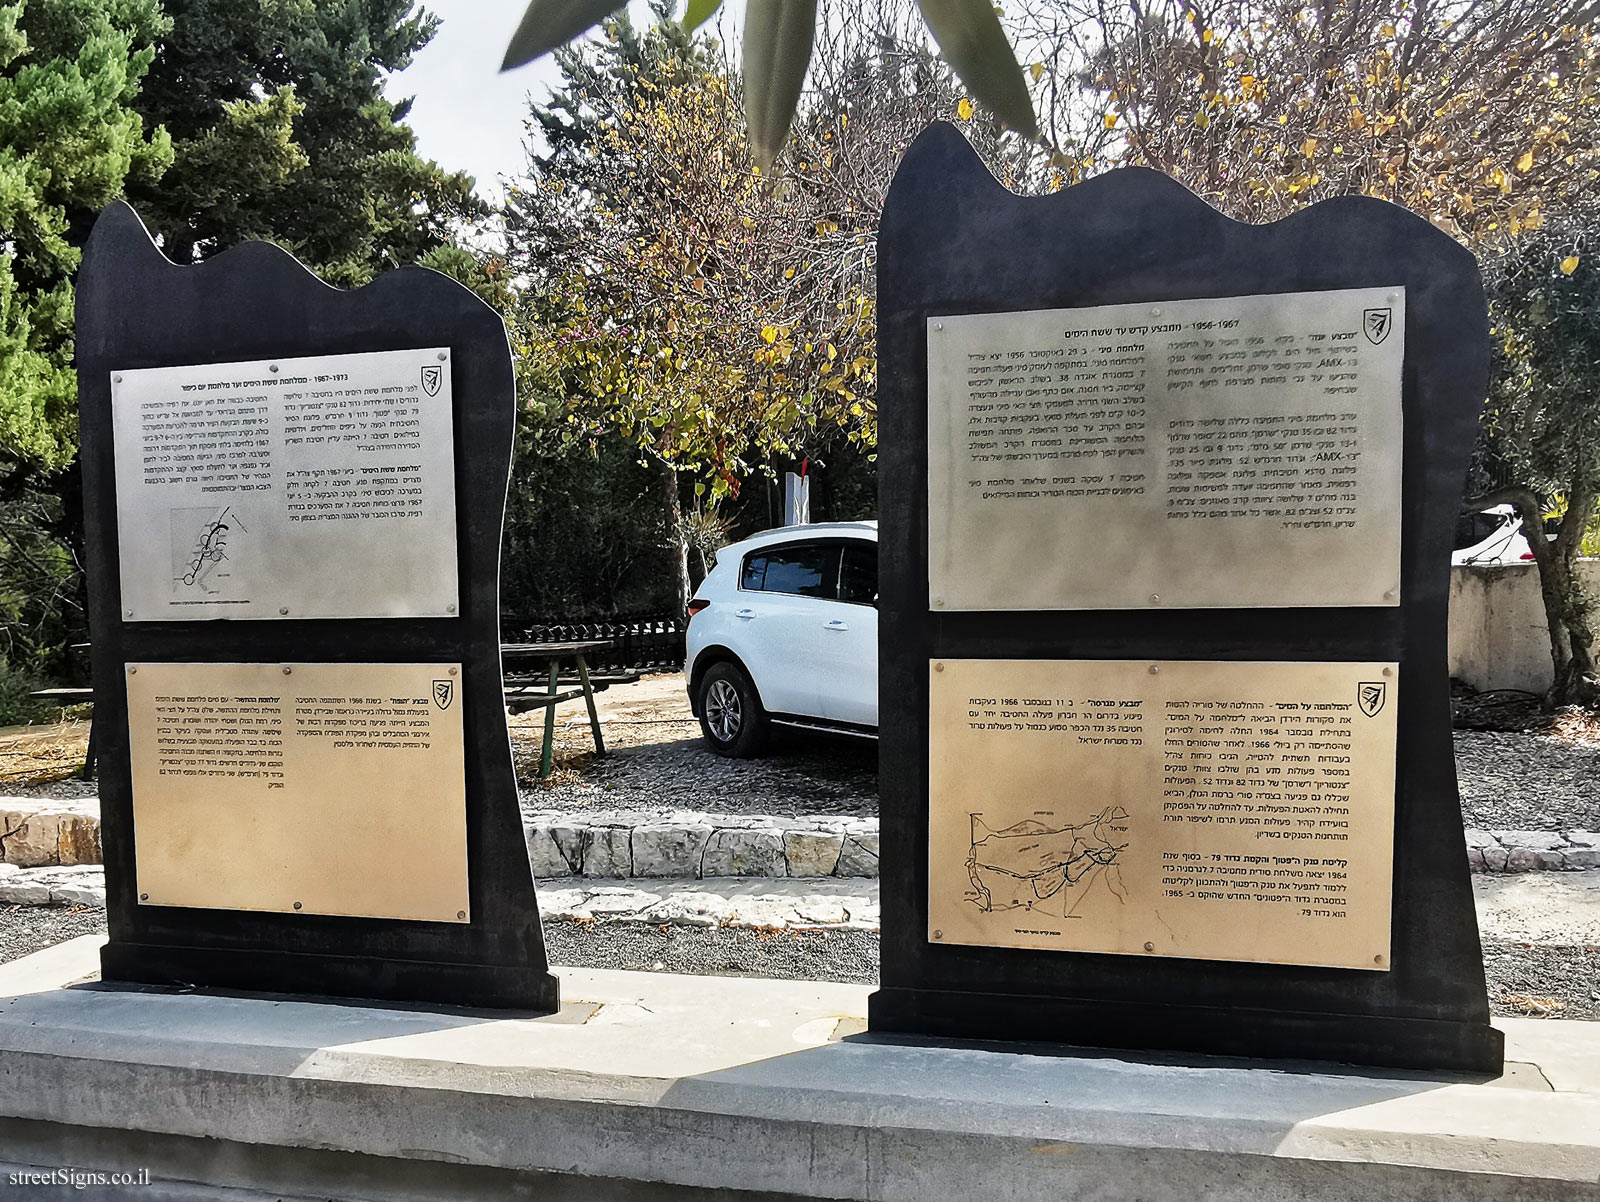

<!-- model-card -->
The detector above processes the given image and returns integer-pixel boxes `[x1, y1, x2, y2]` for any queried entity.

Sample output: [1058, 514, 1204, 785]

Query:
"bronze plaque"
[126, 661, 469, 922]
[927, 287, 1405, 610]
[111, 348, 459, 621]
[928, 659, 1397, 970]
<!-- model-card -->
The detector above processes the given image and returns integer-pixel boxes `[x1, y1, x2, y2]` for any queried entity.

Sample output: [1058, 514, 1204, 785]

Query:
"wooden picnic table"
[500, 639, 619, 779]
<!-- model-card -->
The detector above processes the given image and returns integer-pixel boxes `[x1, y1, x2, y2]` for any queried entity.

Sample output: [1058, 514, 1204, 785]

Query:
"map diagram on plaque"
[171, 505, 246, 596]
[965, 805, 1129, 920]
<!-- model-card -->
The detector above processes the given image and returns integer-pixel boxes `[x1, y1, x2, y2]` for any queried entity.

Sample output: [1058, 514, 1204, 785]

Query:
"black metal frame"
[869, 124, 1501, 1074]
[77, 203, 557, 1011]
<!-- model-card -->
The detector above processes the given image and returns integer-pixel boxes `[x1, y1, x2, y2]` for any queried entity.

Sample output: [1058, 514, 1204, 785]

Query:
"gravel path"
[1454, 730, 1600, 831]
[0, 904, 104, 965]
[1484, 941, 1600, 1020]
[5, 906, 1592, 1024]
[532, 726, 879, 818]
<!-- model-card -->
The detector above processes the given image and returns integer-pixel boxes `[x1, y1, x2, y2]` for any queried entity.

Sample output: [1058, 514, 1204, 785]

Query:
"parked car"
[685, 522, 877, 756]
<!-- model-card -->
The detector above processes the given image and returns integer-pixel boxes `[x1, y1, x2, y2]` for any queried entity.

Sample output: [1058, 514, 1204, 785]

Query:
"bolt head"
[1149, 664, 1159, 674]
[934, 322, 944, 331]
[139, 893, 148, 901]
[438, 351, 448, 362]
[448, 666, 459, 676]
[293, 901, 303, 910]
[282, 666, 292, 675]
[269, 364, 279, 373]
[1144, 941, 1155, 951]
[278, 606, 289, 615]
[446, 603, 457, 614]
[457, 910, 466, 920]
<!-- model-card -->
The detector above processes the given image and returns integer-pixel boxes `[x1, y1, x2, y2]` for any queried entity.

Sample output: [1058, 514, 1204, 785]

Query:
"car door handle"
[824, 619, 849, 631]
[736, 608, 756, 620]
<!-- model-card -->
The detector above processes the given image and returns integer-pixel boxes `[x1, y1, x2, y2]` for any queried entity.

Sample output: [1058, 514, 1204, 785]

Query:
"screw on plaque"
[282, 666, 292, 675]
[1144, 941, 1155, 951]
[139, 892, 149, 901]
[293, 901, 303, 910]
[279, 606, 289, 615]
[448, 666, 459, 676]
[269, 364, 279, 373]
[933, 930, 943, 939]
[457, 910, 466, 920]
[438, 352, 448, 361]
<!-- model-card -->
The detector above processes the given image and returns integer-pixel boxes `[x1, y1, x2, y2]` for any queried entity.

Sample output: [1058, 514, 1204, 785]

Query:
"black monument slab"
[868, 123, 1501, 1073]
[77, 202, 558, 1011]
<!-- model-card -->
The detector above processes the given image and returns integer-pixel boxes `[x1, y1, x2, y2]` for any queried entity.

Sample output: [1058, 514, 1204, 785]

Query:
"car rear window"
[741, 543, 840, 598]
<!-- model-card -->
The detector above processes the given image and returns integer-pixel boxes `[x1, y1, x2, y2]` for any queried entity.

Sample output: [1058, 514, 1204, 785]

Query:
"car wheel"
[697, 661, 769, 758]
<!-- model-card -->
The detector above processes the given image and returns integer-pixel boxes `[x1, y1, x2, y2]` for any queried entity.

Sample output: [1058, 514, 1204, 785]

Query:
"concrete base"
[1, 937, 1597, 1201]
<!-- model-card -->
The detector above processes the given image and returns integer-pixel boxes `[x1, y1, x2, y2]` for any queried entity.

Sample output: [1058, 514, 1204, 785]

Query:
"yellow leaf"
[1194, 112, 1211, 130]
[761, 326, 778, 344]
[1201, 28, 1214, 43]
[958, 97, 974, 121]
[1517, 150, 1534, 172]
[1561, 255, 1580, 275]
[1030, 62, 1045, 82]
[1301, 137, 1317, 155]
[1104, 111, 1118, 130]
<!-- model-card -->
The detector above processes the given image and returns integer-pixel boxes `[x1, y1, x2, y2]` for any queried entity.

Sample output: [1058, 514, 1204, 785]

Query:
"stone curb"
[0, 798, 101, 868]
[524, 810, 880, 880]
[1466, 829, 1600, 873]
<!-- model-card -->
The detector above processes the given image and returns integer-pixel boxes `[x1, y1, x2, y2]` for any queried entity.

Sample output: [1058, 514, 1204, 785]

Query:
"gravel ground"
[0, 903, 104, 964]
[1484, 940, 1600, 1020]
[5, 907, 1591, 1024]
[528, 723, 879, 818]
[1454, 730, 1600, 831]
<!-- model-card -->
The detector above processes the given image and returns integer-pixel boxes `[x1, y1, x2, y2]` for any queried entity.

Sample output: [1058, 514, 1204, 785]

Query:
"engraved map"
[965, 806, 1129, 919]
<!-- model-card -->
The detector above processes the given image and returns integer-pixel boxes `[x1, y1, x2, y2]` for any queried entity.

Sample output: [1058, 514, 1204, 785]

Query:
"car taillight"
[687, 599, 710, 619]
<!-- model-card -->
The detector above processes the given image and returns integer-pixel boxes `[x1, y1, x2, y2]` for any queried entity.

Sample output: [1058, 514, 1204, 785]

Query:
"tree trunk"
[661, 464, 690, 616]
[1477, 485, 1600, 709]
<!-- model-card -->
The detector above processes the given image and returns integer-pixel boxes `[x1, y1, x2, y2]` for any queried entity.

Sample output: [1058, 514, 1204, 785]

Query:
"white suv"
[685, 522, 878, 756]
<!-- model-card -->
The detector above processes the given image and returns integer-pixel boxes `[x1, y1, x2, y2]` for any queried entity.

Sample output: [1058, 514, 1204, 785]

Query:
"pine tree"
[0, 0, 172, 470]
[127, 0, 481, 285]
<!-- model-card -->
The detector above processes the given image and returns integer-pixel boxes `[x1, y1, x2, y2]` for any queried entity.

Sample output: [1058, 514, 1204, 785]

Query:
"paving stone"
[1490, 830, 1569, 852]
[642, 892, 735, 927]
[1481, 845, 1510, 872]
[583, 827, 633, 878]
[1505, 847, 1544, 872]
[1562, 847, 1600, 870]
[700, 828, 786, 877]
[784, 830, 844, 877]
[1466, 847, 1486, 872]
[630, 824, 711, 878]
[1462, 829, 1500, 850]
[526, 826, 574, 879]
[1568, 831, 1600, 849]
[1, 810, 60, 868]
[836, 832, 880, 877]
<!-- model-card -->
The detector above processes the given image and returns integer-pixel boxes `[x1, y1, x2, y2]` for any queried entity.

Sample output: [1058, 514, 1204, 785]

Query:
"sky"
[389, 0, 701, 202]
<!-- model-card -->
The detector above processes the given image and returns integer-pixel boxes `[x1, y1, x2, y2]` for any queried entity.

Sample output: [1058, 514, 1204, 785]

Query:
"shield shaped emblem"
[432, 678, 454, 710]
[420, 364, 442, 397]
[1357, 681, 1387, 718]
[1363, 307, 1393, 346]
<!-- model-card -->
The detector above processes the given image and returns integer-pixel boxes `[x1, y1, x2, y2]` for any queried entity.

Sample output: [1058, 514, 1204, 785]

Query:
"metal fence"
[502, 610, 686, 672]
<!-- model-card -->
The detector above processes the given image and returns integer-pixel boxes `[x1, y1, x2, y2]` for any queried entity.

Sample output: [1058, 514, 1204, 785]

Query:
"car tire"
[696, 661, 769, 758]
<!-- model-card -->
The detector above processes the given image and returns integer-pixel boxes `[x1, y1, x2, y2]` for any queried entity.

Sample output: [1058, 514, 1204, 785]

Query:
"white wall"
[1448, 560, 1600, 693]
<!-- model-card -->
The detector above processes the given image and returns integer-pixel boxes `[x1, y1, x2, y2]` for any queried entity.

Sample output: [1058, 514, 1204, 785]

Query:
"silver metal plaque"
[928, 288, 1405, 610]
[112, 348, 459, 620]
[126, 661, 469, 922]
[927, 658, 1398, 970]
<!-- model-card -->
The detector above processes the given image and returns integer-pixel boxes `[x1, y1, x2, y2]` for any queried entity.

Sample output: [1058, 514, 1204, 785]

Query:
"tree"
[1472, 219, 1600, 706]
[0, 0, 173, 472]
[1022, 0, 1600, 236]
[126, 0, 482, 284]
[0, 0, 173, 714]
[505, 10, 880, 610]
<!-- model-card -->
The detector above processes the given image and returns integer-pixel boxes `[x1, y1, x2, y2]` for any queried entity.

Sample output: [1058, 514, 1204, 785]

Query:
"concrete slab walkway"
[0, 936, 1596, 1200]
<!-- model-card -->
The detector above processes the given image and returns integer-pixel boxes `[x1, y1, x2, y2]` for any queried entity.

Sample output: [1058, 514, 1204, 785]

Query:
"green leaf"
[742, 0, 817, 171]
[502, 0, 626, 71]
[684, 0, 723, 33]
[915, 0, 1038, 138]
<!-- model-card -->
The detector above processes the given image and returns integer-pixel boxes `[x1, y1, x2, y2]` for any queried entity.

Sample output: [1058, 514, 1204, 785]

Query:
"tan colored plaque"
[126, 661, 469, 922]
[928, 659, 1398, 970]
[927, 287, 1405, 610]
